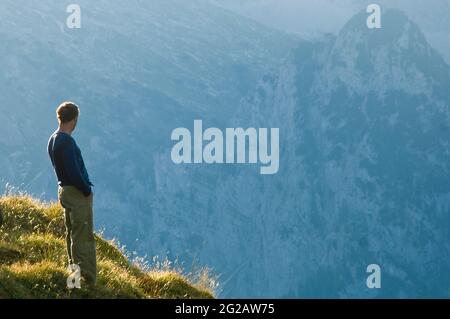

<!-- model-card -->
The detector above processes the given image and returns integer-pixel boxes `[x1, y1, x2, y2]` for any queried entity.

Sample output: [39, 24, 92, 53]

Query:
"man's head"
[56, 101, 79, 133]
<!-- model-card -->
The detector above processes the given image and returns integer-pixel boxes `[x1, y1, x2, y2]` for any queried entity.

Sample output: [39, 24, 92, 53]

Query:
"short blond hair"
[56, 102, 79, 123]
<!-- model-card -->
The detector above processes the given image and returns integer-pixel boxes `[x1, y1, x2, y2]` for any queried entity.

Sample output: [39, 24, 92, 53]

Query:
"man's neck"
[58, 127, 72, 135]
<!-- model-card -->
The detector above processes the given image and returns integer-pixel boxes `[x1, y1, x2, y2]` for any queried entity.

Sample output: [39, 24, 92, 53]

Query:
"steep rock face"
[152, 10, 450, 297]
[241, 10, 450, 297]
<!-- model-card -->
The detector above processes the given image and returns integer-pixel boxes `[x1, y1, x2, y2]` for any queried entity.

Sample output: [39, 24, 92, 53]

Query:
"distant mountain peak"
[317, 9, 447, 97]
[337, 9, 427, 53]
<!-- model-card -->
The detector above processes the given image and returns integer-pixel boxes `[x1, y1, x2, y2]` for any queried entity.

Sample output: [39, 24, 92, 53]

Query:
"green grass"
[0, 195, 216, 299]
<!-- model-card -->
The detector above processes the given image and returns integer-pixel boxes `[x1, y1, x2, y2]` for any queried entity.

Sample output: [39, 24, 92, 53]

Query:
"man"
[47, 101, 96, 286]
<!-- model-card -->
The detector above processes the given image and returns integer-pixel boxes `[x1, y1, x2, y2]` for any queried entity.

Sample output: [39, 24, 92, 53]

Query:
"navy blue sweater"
[48, 131, 93, 196]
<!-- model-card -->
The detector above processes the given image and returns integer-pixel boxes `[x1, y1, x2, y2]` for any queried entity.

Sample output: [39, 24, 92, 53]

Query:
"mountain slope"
[151, 9, 450, 297]
[0, 195, 214, 298]
[0, 0, 299, 272]
[234, 9, 450, 297]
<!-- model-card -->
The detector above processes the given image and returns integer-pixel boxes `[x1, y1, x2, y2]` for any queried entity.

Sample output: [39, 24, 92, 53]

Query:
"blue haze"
[0, 1, 449, 297]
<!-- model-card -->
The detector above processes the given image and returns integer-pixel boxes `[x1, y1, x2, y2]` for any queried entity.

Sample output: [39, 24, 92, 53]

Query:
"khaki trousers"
[58, 186, 97, 285]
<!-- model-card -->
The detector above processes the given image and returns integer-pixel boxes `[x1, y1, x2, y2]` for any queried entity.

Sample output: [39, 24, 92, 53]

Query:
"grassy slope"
[0, 196, 214, 299]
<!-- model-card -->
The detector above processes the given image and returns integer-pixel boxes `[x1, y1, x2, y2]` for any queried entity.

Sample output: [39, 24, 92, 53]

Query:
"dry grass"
[0, 195, 217, 299]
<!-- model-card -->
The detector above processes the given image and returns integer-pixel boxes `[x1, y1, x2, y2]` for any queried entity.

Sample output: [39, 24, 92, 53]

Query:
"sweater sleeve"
[61, 138, 92, 197]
